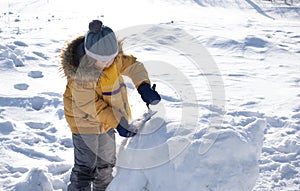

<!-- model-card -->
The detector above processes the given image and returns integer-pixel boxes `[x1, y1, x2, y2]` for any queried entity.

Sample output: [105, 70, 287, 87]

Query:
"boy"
[60, 20, 161, 191]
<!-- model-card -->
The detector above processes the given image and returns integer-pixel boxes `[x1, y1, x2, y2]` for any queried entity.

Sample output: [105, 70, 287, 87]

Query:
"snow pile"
[14, 168, 53, 191]
[108, 118, 265, 191]
[0, 43, 25, 68]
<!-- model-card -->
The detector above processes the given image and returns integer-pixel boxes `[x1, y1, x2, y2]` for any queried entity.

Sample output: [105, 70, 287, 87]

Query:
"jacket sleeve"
[116, 53, 151, 88]
[71, 80, 120, 128]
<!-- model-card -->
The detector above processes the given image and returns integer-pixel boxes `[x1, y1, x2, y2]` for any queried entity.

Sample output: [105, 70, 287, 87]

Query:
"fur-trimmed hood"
[59, 35, 123, 82]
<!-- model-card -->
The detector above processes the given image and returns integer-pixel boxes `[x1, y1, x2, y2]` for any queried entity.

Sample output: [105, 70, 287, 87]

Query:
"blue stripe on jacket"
[102, 83, 126, 96]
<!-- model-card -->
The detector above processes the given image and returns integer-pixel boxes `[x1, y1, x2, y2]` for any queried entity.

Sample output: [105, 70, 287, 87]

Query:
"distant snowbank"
[155, 0, 300, 20]
[192, 0, 300, 8]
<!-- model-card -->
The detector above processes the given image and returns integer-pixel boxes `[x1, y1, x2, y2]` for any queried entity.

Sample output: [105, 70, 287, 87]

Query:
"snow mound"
[108, 118, 266, 191]
[14, 168, 53, 191]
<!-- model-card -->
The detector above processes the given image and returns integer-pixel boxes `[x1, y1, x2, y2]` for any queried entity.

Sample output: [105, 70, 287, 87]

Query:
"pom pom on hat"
[84, 20, 118, 61]
[89, 20, 102, 33]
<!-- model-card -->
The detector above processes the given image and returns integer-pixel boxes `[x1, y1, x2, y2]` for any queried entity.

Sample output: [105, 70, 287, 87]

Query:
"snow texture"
[0, 0, 299, 191]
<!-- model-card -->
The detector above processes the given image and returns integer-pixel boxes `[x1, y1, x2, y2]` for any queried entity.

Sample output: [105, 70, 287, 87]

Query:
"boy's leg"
[68, 134, 99, 191]
[92, 129, 116, 191]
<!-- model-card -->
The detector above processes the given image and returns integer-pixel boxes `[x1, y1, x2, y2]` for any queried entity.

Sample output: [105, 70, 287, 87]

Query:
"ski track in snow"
[0, 0, 300, 190]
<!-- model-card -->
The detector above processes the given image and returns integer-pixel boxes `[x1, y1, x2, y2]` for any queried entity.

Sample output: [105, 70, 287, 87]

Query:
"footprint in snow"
[25, 122, 51, 130]
[28, 71, 43, 78]
[240, 101, 257, 106]
[244, 36, 268, 48]
[0, 121, 15, 135]
[13, 41, 28, 47]
[32, 51, 49, 60]
[14, 83, 29, 90]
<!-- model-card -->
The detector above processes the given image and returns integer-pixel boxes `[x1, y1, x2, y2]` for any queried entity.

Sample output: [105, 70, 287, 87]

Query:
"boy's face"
[95, 58, 114, 69]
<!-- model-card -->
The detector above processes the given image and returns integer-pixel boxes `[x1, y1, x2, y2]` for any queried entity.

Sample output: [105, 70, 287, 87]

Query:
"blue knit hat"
[84, 20, 118, 61]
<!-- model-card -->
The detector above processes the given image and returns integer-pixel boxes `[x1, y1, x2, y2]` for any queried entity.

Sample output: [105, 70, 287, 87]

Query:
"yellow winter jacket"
[60, 36, 150, 134]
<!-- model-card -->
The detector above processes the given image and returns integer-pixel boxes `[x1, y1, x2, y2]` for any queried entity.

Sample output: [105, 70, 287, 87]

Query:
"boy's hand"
[138, 83, 161, 105]
[116, 117, 136, 137]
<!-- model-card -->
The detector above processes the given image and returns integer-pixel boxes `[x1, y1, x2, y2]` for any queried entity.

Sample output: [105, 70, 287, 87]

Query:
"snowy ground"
[0, 0, 299, 190]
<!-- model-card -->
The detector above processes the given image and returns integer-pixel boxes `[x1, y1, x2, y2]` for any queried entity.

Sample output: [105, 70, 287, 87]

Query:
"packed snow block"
[13, 168, 54, 191]
[0, 45, 25, 68]
[117, 117, 170, 168]
[109, 118, 265, 191]
[175, 119, 266, 191]
[108, 117, 177, 191]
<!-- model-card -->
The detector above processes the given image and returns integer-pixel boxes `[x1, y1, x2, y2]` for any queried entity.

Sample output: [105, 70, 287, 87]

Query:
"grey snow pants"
[68, 129, 116, 191]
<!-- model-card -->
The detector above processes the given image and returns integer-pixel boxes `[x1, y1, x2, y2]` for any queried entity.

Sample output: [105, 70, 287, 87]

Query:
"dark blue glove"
[138, 83, 161, 105]
[116, 117, 136, 137]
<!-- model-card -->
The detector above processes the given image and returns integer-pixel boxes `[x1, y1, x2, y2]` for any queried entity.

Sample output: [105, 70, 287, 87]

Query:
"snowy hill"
[0, 0, 300, 190]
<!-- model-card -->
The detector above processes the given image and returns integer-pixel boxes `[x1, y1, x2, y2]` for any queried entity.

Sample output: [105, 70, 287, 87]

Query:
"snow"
[108, 118, 266, 191]
[0, 0, 300, 190]
[14, 168, 54, 191]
